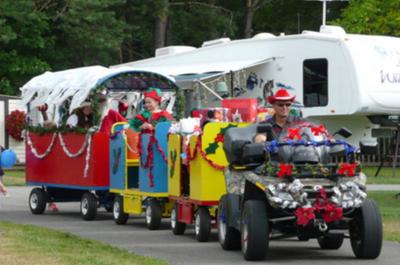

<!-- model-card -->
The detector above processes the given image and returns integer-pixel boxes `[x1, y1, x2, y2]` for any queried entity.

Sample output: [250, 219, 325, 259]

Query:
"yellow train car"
[168, 122, 247, 241]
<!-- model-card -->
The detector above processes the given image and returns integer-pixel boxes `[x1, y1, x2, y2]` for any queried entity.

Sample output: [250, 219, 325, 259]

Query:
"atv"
[218, 123, 382, 261]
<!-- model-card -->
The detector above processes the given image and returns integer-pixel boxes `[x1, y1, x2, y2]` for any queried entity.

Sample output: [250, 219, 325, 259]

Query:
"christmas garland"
[138, 133, 168, 188]
[6, 110, 27, 141]
[263, 162, 359, 179]
[187, 134, 225, 171]
[26, 130, 92, 178]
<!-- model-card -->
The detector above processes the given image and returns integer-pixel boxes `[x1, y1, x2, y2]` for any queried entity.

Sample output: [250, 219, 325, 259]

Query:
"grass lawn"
[368, 191, 400, 243]
[363, 166, 400, 184]
[3, 170, 25, 186]
[0, 221, 168, 265]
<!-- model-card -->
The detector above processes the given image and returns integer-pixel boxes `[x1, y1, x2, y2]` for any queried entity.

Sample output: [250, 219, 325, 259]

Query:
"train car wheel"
[29, 188, 47, 215]
[171, 203, 186, 235]
[218, 194, 241, 250]
[113, 195, 129, 225]
[146, 199, 162, 230]
[80, 192, 97, 221]
[195, 207, 211, 242]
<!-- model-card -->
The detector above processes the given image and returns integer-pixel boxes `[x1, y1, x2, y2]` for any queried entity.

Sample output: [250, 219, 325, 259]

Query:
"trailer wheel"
[146, 199, 162, 230]
[80, 192, 97, 221]
[241, 200, 269, 261]
[29, 188, 47, 214]
[194, 207, 211, 242]
[171, 203, 186, 235]
[318, 234, 344, 249]
[218, 194, 241, 250]
[350, 199, 383, 259]
[113, 196, 129, 225]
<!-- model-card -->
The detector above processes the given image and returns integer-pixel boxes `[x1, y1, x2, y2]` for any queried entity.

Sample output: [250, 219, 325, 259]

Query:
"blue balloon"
[1, 149, 17, 169]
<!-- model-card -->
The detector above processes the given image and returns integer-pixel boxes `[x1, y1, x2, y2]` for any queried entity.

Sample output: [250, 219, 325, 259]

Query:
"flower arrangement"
[6, 109, 27, 142]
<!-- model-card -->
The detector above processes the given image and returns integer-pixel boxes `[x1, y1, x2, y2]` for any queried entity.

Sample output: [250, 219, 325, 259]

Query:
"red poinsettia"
[337, 163, 356, 177]
[288, 127, 301, 140]
[321, 203, 343, 223]
[295, 207, 316, 226]
[5, 109, 26, 142]
[277, 163, 293, 178]
[311, 124, 328, 136]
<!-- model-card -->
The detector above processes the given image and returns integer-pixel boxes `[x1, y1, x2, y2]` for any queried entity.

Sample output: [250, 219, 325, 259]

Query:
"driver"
[254, 88, 309, 143]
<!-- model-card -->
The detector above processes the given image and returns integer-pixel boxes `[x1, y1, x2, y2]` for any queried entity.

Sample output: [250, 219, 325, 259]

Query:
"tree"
[0, 0, 52, 95]
[336, 0, 400, 36]
[243, 0, 270, 38]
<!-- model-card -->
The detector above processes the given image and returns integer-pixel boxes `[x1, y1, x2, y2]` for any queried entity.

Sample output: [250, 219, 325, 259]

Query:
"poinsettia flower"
[322, 203, 343, 223]
[295, 207, 316, 226]
[277, 163, 293, 178]
[337, 163, 356, 177]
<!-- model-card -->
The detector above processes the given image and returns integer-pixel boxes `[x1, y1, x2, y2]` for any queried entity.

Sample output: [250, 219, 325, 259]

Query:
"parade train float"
[22, 65, 382, 260]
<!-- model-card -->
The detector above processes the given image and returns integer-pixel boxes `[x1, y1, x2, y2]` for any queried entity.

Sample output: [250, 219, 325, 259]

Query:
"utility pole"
[305, 0, 348, 26]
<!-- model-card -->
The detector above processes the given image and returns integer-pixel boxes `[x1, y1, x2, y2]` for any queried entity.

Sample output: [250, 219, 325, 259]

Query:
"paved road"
[1, 187, 399, 265]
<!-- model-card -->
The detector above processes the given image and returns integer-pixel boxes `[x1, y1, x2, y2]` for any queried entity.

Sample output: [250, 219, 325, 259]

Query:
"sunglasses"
[275, 103, 292, 108]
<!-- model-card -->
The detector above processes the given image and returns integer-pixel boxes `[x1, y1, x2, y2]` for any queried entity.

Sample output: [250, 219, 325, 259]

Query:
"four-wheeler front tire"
[241, 200, 269, 261]
[113, 195, 129, 225]
[29, 188, 47, 215]
[318, 234, 344, 250]
[350, 199, 383, 259]
[80, 192, 98, 221]
[146, 199, 162, 230]
[195, 207, 211, 242]
[218, 194, 241, 250]
[171, 203, 186, 235]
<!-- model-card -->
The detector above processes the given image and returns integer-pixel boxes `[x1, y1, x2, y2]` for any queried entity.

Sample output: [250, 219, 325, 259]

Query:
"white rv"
[113, 26, 400, 146]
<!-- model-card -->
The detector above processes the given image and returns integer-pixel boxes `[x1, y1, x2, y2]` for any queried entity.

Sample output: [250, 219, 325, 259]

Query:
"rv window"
[303, 58, 328, 107]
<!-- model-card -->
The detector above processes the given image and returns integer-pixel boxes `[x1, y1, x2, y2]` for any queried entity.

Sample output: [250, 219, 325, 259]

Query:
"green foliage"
[0, 0, 51, 94]
[336, 0, 400, 36]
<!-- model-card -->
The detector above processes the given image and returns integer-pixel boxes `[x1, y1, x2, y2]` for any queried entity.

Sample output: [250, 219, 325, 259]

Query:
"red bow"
[295, 207, 316, 226]
[288, 127, 301, 140]
[337, 163, 356, 177]
[311, 124, 327, 136]
[277, 163, 293, 178]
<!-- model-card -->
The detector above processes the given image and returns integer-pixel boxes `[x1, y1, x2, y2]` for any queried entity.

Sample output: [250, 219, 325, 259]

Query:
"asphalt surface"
[1, 186, 400, 265]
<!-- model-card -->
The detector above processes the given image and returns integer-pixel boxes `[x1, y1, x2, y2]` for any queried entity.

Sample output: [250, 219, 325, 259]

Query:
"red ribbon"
[313, 188, 343, 223]
[337, 163, 356, 177]
[277, 163, 293, 178]
[287, 127, 301, 140]
[188, 134, 225, 171]
[311, 124, 328, 136]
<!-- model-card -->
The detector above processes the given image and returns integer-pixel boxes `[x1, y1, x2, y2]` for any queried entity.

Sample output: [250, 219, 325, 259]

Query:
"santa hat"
[267, 88, 296, 104]
[144, 88, 162, 102]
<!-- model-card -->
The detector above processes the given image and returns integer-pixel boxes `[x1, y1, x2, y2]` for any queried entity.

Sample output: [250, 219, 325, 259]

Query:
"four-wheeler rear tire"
[218, 194, 241, 250]
[29, 188, 47, 215]
[80, 192, 98, 221]
[195, 207, 211, 242]
[318, 234, 344, 250]
[350, 199, 383, 259]
[171, 203, 186, 235]
[113, 195, 129, 225]
[146, 199, 162, 230]
[241, 200, 269, 261]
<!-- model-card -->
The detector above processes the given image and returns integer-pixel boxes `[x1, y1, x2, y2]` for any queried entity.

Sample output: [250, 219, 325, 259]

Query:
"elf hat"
[143, 87, 162, 102]
[267, 88, 296, 104]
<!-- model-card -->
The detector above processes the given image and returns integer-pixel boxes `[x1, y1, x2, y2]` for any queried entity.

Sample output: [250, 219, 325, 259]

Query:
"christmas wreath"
[6, 109, 27, 142]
